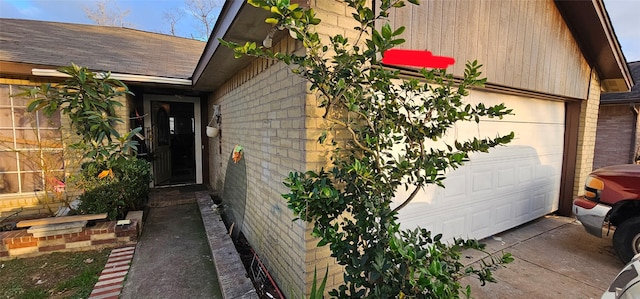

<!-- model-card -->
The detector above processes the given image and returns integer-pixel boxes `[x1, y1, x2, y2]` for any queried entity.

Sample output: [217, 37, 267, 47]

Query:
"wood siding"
[386, 0, 591, 99]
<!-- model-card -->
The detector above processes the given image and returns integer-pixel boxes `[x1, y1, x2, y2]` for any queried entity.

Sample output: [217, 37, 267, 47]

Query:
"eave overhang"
[191, 1, 273, 92]
[194, 0, 633, 94]
[555, 0, 633, 93]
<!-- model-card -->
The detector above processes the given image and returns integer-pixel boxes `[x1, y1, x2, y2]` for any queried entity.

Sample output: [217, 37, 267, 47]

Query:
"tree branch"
[392, 185, 421, 214]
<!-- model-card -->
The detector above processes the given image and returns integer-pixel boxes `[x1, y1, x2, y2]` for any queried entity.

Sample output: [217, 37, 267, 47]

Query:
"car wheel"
[613, 217, 640, 263]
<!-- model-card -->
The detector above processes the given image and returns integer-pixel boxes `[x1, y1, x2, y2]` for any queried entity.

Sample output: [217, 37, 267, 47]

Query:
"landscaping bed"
[232, 232, 283, 299]
[0, 214, 140, 261]
[208, 195, 283, 299]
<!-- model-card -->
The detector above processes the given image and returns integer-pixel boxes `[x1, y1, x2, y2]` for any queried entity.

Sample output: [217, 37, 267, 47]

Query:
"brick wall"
[0, 195, 64, 218]
[209, 36, 311, 298]
[574, 71, 601, 195]
[593, 104, 638, 169]
[206, 1, 373, 296]
[0, 220, 138, 261]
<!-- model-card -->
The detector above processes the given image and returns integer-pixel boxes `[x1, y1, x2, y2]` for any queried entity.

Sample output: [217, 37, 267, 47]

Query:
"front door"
[144, 95, 203, 187]
[152, 102, 171, 185]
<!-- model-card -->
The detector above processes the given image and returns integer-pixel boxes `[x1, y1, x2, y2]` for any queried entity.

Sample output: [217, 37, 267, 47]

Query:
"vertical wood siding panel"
[411, 2, 428, 51]
[452, 0, 468, 75]
[543, 1, 555, 93]
[477, 0, 491, 80]
[520, 0, 534, 89]
[559, 21, 571, 96]
[543, 1, 554, 93]
[550, 8, 563, 95]
[504, 1, 520, 87]
[499, 3, 513, 85]
[394, 3, 412, 49]
[386, 0, 590, 98]
[440, 0, 456, 61]
[487, 2, 500, 83]
[578, 50, 591, 98]
[428, 0, 443, 57]
[465, 0, 481, 72]
[571, 42, 582, 98]
[554, 15, 571, 96]
[513, 1, 526, 88]
[529, 2, 546, 90]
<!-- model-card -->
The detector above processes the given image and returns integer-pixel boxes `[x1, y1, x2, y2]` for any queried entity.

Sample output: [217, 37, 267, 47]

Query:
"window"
[0, 84, 64, 195]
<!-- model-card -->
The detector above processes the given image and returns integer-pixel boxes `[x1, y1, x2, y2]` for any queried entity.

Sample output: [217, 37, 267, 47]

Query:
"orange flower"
[98, 169, 113, 179]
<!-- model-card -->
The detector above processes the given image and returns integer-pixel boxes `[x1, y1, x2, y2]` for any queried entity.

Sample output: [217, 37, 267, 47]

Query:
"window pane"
[10, 90, 31, 108]
[18, 151, 41, 172]
[0, 151, 18, 172]
[0, 173, 18, 194]
[0, 107, 12, 127]
[13, 108, 36, 128]
[22, 171, 44, 192]
[43, 151, 65, 171]
[0, 84, 65, 195]
[39, 129, 63, 147]
[13, 129, 39, 149]
[0, 129, 13, 148]
[0, 85, 10, 106]
[38, 111, 61, 128]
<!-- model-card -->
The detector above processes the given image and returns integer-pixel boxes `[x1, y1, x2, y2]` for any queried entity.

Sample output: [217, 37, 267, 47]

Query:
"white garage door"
[393, 90, 565, 241]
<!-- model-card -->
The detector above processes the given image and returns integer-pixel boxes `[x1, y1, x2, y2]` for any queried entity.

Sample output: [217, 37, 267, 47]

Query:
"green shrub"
[76, 158, 150, 220]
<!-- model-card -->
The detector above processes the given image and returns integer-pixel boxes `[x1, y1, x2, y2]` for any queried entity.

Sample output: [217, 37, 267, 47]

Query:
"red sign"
[382, 49, 455, 69]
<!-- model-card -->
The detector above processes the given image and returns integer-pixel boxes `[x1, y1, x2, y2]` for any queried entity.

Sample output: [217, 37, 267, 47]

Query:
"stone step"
[27, 220, 88, 237]
[147, 195, 196, 208]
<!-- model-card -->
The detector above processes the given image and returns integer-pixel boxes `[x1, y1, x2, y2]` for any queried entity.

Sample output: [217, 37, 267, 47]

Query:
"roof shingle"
[0, 18, 206, 80]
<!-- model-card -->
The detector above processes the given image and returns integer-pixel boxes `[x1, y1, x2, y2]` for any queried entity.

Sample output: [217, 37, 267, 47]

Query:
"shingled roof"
[601, 61, 640, 104]
[0, 18, 206, 80]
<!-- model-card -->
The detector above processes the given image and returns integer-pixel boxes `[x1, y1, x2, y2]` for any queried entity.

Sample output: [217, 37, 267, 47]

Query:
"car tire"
[613, 217, 640, 263]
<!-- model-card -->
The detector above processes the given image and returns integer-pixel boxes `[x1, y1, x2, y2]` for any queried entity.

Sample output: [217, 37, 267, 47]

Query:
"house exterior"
[194, 0, 632, 297]
[0, 0, 634, 297]
[0, 19, 207, 217]
[593, 61, 640, 169]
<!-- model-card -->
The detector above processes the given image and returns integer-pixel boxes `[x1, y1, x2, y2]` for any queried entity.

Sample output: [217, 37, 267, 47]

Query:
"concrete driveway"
[461, 215, 623, 299]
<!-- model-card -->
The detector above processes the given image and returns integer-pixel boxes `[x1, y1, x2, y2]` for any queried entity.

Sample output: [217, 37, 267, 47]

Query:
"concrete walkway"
[461, 215, 623, 299]
[114, 186, 622, 299]
[120, 202, 223, 299]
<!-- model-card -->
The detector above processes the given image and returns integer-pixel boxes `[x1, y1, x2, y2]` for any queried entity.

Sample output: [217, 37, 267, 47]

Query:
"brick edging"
[0, 220, 138, 261]
[195, 192, 258, 299]
[89, 246, 136, 299]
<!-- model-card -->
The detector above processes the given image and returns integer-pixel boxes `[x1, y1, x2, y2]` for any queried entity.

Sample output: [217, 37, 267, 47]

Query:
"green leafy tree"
[223, 0, 515, 297]
[18, 64, 149, 218]
[21, 64, 140, 168]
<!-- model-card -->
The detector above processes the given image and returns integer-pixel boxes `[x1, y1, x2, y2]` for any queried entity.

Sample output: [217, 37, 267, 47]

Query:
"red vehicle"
[573, 164, 640, 263]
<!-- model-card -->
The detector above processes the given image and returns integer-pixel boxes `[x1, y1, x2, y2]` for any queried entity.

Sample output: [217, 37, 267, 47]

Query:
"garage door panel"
[442, 216, 466, 239]
[398, 181, 556, 240]
[393, 91, 564, 241]
[498, 168, 516, 188]
[472, 210, 492, 232]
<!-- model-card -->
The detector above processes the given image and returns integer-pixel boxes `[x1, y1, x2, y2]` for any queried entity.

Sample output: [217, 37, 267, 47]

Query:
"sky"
[0, 0, 223, 40]
[0, 0, 639, 62]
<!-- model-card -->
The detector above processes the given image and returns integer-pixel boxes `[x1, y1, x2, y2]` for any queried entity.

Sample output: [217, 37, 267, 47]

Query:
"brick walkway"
[88, 246, 135, 299]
